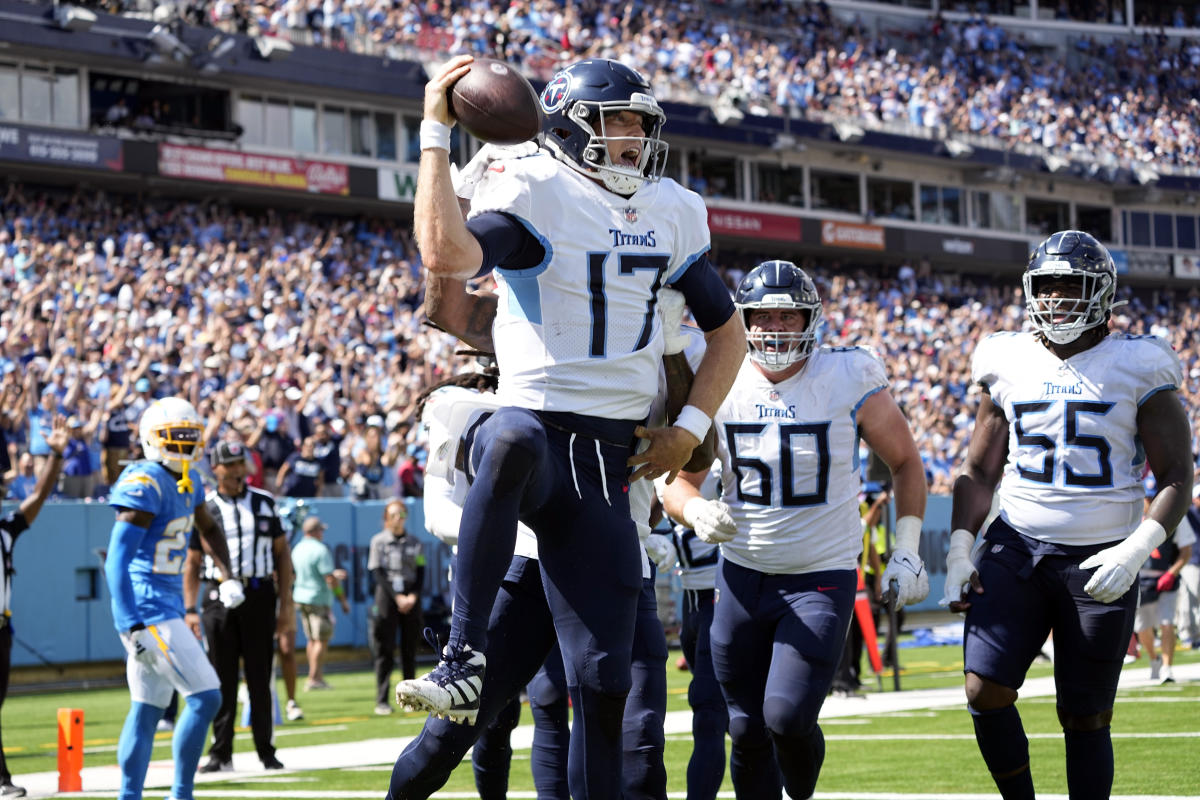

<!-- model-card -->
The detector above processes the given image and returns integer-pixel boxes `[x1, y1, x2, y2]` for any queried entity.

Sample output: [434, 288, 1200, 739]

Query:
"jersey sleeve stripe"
[1137, 383, 1178, 406]
[666, 245, 709, 284]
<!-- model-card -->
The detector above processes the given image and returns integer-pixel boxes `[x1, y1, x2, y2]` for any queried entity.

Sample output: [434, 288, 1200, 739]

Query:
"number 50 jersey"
[469, 152, 710, 421]
[715, 346, 888, 575]
[973, 332, 1182, 546]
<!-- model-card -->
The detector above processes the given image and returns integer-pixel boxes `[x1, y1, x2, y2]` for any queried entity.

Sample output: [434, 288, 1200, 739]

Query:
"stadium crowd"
[62, 0, 1200, 175]
[1, 181, 1198, 502]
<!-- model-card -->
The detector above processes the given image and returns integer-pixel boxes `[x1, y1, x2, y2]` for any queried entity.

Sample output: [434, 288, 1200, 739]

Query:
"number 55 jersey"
[715, 346, 888, 574]
[972, 331, 1182, 546]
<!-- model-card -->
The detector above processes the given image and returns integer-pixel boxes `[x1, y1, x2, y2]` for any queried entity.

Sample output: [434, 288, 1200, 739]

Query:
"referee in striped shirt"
[184, 441, 292, 772]
[0, 415, 68, 798]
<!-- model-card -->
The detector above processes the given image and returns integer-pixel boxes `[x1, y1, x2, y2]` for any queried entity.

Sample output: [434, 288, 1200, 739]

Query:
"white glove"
[1081, 519, 1167, 603]
[644, 532, 676, 573]
[451, 141, 539, 199]
[881, 516, 930, 608]
[939, 529, 978, 608]
[657, 288, 688, 356]
[218, 579, 246, 609]
[123, 627, 160, 668]
[683, 497, 736, 544]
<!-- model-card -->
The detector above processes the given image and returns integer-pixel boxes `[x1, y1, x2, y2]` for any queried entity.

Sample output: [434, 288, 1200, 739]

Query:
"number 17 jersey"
[973, 332, 1182, 546]
[469, 152, 710, 421]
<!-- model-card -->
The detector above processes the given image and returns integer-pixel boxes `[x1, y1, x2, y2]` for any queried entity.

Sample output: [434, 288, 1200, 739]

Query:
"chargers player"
[945, 231, 1192, 800]
[662, 261, 929, 800]
[106, 397, 245, 800]
[400, 55, 744, 798]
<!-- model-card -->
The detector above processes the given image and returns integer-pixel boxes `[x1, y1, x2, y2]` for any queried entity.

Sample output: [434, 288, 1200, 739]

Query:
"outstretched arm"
[18, 415, 68, 525]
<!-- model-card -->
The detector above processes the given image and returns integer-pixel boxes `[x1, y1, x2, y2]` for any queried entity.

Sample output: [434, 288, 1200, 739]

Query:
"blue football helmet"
[1023, 230, 1116, 345]
[538, 59, 668, 196]
[734, 260, 822, 371]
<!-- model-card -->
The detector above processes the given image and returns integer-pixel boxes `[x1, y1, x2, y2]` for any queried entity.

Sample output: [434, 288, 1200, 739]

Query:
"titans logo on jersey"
[973, 332, 1182, 545]
[715, 346, 888, 575]
[469, 152, 710, 421]
[109, 461, 206, 625]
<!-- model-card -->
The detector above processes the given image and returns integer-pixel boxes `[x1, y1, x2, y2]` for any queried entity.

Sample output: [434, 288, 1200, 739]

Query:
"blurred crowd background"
[2, 180, 1197, 503]
[66, 0, 1200, 175]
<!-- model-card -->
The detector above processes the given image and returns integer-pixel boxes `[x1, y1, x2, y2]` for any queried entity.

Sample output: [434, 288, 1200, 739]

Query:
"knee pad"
[1057, 707, 1112, 732]
[727, 714, 772, 751]
[763, 694, 816, 739]
[965, 673, 1018, 713]
[186, 689, 221, 722]
[595, 690, 629, 740]
[529, 672, 567, 710]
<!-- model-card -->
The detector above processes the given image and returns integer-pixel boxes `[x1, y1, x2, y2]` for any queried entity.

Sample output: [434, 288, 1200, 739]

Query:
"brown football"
[448, 58, 543, 145]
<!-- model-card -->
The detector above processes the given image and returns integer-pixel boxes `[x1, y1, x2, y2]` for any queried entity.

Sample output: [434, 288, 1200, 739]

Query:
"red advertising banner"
[707, 209, 803, 242]
[820, 219, 886, 250]
[158, 144, 349, 195]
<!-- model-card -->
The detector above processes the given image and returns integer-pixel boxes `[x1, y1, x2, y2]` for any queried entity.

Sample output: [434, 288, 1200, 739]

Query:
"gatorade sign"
[820, 220, 885, 250]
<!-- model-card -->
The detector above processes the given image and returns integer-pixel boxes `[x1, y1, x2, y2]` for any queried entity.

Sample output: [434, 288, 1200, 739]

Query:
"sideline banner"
[0, 123, 122, 170]
[708, 208, 803, 242]
[158, 144, 349, 194]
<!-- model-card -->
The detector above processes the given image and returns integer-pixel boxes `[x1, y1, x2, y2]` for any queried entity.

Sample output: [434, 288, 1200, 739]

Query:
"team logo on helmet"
[541, 74, 571, 113]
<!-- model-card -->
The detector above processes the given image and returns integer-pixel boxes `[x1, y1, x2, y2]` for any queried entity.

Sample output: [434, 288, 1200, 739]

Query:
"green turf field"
[8, 640, 1199, 798]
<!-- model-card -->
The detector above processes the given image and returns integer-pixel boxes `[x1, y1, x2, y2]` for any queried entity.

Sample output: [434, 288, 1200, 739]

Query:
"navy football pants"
[964, 519, 1137, 714]
[450, 407, 642, 799]
[389, 560, 666, 800]
[710, 558, 856, 800]
[680, 588, 728, 800]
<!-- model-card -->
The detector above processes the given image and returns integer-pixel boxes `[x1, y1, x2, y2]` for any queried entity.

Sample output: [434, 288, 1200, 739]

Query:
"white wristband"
[894, 515, 922, 553]
[420, 119, 452, 152]
[1129, 517, 1168, 551]
[672, 404, 711, 444]
[948, 528, 976, 557]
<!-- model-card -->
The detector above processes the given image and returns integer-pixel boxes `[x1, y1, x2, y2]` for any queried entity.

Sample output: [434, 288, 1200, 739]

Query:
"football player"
[945, 230, 1193, 799]
[662, 261, 930, 800]
[389, 281, 700, 800]
[658, 459, 727, 800]
[400, 55, 744, 798]
[106, 397, 246, 800]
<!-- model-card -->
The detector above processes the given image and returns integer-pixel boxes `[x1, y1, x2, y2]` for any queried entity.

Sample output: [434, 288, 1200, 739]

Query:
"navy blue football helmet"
[734, 260, 822, 371]
[538, 59, 668, 196]
[1023, 230, 1116, 344]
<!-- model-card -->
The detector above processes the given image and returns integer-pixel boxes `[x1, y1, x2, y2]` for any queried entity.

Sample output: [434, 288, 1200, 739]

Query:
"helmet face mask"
[735, 260, 822, 372]
[1023, 230, 1116, 345]
[540, 60, 668, 196]
[139, 397, 205, 473]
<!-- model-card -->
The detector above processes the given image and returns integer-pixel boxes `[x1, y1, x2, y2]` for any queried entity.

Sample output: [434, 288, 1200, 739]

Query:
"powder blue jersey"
[107, 461, 206, 630]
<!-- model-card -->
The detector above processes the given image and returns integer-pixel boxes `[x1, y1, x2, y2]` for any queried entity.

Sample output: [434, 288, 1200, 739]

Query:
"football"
[448, 58, 543, 145]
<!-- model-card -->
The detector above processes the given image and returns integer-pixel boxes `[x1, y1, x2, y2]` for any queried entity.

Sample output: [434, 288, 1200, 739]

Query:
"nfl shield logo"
[624, 207, 638, 223]
[769, 389, 781, 401]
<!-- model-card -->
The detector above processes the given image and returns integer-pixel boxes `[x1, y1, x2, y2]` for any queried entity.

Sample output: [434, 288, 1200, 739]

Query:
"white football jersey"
[420, 385, 538, 560]
[715, 347, 888, 574]
[973, 332, 1183, 545]
[469, 152, 710, 420]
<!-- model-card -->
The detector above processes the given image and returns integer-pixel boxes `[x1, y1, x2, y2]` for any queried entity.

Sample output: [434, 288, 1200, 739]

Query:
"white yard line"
[20, 662, 1199, 799]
